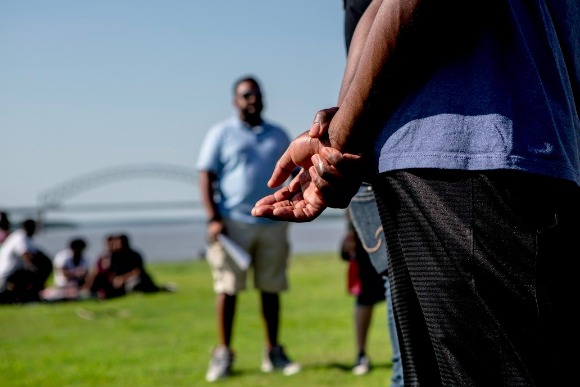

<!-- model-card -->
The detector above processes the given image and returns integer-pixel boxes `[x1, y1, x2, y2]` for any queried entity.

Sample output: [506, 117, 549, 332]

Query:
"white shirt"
[53, 248, 89, 287]
[0, 229, 37, 289]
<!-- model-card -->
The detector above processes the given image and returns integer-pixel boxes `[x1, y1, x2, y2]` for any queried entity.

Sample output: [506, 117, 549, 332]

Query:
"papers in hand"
[216, 234, 252, 270]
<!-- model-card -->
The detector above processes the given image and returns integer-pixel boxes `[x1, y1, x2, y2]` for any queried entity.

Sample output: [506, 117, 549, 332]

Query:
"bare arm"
[199, 170, 224, 240]
[310, 0, 408, 140]
[62, 266, 88, 281]
[113, 268, 141, 289]
[21, 251, 35, 268]
[199, 171, 220, 220]
[253, 0, 421, 221]
[329, 0, 420, 154]
[337, 0, 383, 105]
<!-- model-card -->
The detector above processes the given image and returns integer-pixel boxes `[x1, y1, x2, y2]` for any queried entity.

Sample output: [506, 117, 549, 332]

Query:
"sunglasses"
[239, 91, 261, 100]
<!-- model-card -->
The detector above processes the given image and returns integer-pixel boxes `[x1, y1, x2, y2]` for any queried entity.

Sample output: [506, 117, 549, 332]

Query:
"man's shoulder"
[262, 120, 290, 139]
[209, 117, 241, 132]
[262, 119, 286, 131]
[2, 230, 25, 247]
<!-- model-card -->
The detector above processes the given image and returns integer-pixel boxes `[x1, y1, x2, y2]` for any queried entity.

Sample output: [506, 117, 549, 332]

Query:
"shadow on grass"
[230, 361, 393, 377]
[305, 361, 393, 372]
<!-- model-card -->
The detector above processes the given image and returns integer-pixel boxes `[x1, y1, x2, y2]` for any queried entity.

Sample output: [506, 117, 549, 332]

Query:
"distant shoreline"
[38, 209, 346, 230]
[34, 213, 347, 264]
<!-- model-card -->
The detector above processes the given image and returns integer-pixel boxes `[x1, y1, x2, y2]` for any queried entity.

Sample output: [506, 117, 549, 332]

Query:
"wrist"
[207, 214, 222, 224]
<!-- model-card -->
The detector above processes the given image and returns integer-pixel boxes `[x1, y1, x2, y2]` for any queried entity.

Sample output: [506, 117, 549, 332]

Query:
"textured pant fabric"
[349, 182, 403, 386]
[373, 169, 579, 386]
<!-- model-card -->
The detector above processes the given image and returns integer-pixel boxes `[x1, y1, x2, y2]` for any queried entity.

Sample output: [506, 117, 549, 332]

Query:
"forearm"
[117, 268, 140, 283]
[331, 0, 420, 154]
[337, 0, 382, 105]
[199, 171, 221, 221]
[21, 252, 34, 268]
[64, 268, 86, 280]
[63, 269, 75, 280]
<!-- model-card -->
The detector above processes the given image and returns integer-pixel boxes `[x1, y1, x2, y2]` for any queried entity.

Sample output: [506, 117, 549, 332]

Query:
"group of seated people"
[0, 218, 172, 304]
[83, 233, 172, 300]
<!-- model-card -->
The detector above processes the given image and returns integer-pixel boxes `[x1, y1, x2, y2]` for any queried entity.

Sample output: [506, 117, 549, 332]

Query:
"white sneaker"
[352, 354, 371, 375]
[205, 346, 234, 382]
[260, 345, 301, 376]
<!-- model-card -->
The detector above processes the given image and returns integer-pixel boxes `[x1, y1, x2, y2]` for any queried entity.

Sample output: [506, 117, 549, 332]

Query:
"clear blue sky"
[1, 1, 347, 222]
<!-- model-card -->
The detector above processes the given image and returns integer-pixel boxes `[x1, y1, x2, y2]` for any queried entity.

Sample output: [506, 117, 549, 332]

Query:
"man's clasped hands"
[252, 107, 369, 222]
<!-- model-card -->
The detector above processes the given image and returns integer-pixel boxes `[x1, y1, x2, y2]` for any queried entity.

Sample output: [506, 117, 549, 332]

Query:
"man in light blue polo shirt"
[197, 75, 300, 382]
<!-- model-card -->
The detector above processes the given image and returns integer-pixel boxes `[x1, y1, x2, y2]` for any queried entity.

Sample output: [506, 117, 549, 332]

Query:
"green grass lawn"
[0, 253, 394, 386]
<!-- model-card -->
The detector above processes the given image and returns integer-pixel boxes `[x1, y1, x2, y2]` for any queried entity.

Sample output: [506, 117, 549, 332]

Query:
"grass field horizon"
[0, 253, 394, 386]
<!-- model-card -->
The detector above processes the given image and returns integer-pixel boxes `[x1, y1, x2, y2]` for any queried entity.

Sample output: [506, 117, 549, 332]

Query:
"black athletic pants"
[373, 169, 579, 386]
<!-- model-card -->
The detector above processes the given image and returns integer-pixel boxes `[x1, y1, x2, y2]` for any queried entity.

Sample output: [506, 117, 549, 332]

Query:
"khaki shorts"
[206, 219, 290, 295]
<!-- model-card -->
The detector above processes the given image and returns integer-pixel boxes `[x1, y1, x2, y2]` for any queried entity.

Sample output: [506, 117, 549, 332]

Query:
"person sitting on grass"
[109, 234, 166, 294]
[86, 234, 174, 299]
[40, 237, 90, 302]
[0, 219, 52, 304]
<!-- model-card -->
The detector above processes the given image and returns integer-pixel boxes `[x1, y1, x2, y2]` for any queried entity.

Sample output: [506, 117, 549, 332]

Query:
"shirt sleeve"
[196, 124, 223, 173]
[13, 233, 36, 256]
[53, 250, 69, 269]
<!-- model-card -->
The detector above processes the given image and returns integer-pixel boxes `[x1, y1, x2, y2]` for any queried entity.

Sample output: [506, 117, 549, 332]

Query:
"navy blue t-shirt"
[374, 0, 579, 186]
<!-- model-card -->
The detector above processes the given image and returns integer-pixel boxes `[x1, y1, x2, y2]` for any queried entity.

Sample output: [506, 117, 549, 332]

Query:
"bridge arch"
[38, 163, 198, 209]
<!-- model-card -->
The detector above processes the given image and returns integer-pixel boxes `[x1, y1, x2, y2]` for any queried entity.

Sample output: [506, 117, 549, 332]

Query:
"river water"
[33, 216, 347, 264]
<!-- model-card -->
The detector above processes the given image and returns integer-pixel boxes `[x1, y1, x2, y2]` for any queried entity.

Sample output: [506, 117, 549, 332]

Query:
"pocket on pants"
[206, 242, 226, 268]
